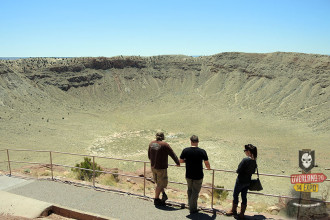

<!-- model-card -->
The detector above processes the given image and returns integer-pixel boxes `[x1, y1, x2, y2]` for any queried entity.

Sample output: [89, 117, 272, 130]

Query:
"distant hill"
[0, 57, 29, 60]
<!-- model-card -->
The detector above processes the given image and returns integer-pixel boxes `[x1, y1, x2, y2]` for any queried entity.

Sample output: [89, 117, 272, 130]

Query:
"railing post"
[144, 162, 146, 197]
[300, 148, 311, 205]
[211, 169, 215, 209]
[92, 156, 95, 187]
[6, 149, 11, 176]
[50, 151, 54, 180]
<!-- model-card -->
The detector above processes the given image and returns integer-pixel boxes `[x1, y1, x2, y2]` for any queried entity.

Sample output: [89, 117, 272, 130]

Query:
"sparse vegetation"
[213, 185, 229, 201]
[71, 157, 102, 181]
[23, 169, 30, 174]
[99, 174, 119, 186]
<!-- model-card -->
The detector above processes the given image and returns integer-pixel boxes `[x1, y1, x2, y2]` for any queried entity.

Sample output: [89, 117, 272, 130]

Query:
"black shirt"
[180, 147, 208, 180]
[236, 157, 257, 184]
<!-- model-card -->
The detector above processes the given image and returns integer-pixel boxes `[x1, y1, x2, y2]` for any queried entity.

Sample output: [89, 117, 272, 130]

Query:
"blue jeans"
[233, 178, 250, 205]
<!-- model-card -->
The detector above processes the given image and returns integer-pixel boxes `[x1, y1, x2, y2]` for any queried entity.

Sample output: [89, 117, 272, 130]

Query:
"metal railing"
[0, 148, 329, 210]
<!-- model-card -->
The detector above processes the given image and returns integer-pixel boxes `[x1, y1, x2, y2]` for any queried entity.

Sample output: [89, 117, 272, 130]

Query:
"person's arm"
[148, 146, 151, 160]
[203, 150, 210, 169]
[171, 153, 180, 166]
[236, 158, 246, 174]
[179, 149, 185, 164]
[167, 145, 180, 166]
[204, 160, 211, 170]
[179, 149, 187, 164]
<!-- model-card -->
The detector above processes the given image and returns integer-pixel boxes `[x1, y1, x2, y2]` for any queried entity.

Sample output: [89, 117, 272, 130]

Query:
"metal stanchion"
[6, 149, 11, 176]
[144, 162, 146, 197]
[50, 151, 54, 180]
[211, 169, 215, 209]
[92, 156, 95, 187]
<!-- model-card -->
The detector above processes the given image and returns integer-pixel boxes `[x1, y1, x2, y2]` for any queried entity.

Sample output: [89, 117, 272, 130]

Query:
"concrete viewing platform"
[0, 175, 288, 219]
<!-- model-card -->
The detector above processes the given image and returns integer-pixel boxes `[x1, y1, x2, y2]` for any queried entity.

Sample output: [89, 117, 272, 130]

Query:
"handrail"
[1, 148, 330, 183]
[52, 151, 93, 158]
[1, 148, 329, 207]
[1, 148, 328, 179]
[52, 150, 149, 163]
[5, 149, 51, 153]
[5, 161, 46, 165]
[92, 154, 149, 163]
[172, 163, 318, 179]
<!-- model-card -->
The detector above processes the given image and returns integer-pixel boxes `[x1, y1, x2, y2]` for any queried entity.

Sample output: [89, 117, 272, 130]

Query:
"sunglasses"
[244, 149, 248, 152]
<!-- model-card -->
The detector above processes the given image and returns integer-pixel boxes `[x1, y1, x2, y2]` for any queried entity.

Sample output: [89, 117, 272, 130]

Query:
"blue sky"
[1, 0, 329, 57]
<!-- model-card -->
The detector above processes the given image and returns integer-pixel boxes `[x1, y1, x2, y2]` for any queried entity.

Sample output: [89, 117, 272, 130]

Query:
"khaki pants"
[151, 168, 168, 188]
[186, 178, 203, 212]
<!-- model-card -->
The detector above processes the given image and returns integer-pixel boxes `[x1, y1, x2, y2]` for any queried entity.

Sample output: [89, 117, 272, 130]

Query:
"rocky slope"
[0, 52, 329, 132]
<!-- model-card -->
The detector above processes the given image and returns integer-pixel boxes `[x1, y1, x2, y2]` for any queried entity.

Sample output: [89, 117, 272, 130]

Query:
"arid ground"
[0, 52, 329, 207]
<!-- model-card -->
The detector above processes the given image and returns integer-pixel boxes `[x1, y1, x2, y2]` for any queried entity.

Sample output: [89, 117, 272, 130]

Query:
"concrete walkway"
[0, 191, 52, 219]
[0, 175, 277, 220]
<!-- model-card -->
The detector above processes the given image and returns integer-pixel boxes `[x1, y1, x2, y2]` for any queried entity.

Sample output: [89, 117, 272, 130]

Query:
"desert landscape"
[0, 52, 329, 208]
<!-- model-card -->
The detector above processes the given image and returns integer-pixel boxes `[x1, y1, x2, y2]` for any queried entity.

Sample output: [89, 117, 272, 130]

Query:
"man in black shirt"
[180, 135, 211, 214]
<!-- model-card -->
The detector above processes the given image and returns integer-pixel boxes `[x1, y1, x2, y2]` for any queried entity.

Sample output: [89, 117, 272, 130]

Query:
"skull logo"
[299, 150, 315, 172]
[301, 153, 312, 168]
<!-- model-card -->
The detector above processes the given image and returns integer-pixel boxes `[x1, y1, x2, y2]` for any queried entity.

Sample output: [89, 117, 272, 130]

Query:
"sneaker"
[161, 192, 168, 202]
[154, 198, 165, 206]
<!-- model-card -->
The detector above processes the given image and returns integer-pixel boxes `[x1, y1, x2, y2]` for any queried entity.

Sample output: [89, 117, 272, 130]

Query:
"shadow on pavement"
[154, 205, 181, 211]
[186, 212, 217, 219]
[243, 214, 269, 219]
